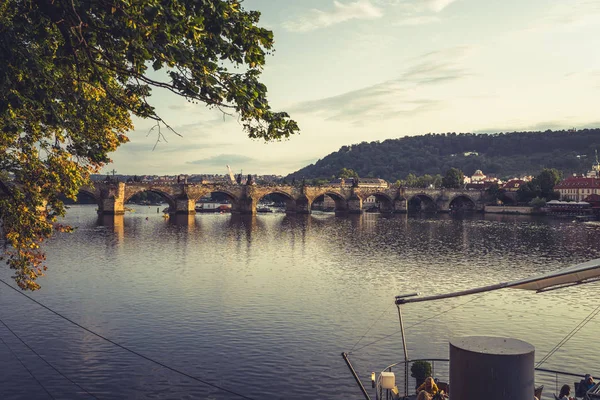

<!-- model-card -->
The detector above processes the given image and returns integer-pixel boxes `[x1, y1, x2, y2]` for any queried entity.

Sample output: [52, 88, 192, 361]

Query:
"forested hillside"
[288, 129, 600, 182]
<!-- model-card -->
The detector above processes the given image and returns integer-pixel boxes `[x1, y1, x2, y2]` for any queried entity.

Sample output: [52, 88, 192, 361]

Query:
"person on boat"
[416, 391, 432, 400]
[557, 384, 575, 400]
[577, 374, 595, 397]
[416, 377, 439, 396]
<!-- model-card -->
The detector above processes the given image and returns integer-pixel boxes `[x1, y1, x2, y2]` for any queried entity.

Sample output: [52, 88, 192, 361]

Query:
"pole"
[397, 305, 409, 396]
[341, 352, 372, 400]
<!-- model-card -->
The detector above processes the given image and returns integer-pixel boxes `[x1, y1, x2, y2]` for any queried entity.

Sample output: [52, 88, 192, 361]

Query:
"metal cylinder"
[449, 336, 535, 400]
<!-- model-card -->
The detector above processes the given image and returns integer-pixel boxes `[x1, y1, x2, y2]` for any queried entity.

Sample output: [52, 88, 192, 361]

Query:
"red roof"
[555, 177, 600, 189]
[503, 179, 525, 189]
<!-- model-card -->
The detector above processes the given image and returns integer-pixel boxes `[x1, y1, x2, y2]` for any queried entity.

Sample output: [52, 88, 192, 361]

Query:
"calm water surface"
[1, 205, 599, 399]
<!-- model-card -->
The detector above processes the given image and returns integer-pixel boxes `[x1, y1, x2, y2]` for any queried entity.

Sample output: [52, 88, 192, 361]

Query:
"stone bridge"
[80, 182, 485, 215]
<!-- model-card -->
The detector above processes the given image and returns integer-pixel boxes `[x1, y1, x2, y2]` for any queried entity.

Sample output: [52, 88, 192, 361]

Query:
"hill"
[288, 129, 600, 182]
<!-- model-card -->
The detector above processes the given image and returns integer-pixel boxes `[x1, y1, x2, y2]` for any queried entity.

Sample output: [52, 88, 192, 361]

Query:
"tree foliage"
[442, 168, 464, 189]
[337, 168, 358, 179]
[0, 0, 298, 290]
[396, 173, 443, 188]
[517, 168, 561, 203]
[288, 130, 600, 182]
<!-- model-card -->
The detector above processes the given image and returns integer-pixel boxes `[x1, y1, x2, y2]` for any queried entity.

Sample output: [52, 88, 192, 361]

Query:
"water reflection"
[169, 213, 196, 228]
[96, 214, 124, 247]
[0, 206, 599, 399]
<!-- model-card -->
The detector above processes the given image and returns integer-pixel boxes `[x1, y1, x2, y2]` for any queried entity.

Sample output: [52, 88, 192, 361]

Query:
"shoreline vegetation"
[288, 129, 600, 182]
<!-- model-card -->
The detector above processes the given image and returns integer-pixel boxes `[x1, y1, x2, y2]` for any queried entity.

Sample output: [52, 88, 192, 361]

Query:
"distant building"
[586, 156, 600, 178]
[363, 195, 377, 208]
[555, 177, 600, 201]
[556, 158, 600, 201]
[471, 169, 486, 182]
[503, 179, 525, 192]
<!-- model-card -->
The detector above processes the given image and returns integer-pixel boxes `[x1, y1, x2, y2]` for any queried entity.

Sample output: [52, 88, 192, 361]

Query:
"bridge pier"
[170, 197, 196, 214]
[295, 197, 311, 214]
[436, 198, 451, 213]
[232, 196, 257, 215]
[379, 199, 394, 214]
[347, 196, 363, 214]
[98, 183, 125, 215]
[394, 198, 407, 213]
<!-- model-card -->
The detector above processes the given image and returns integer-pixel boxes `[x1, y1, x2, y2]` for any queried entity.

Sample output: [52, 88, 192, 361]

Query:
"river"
[1, 205, 599, 399]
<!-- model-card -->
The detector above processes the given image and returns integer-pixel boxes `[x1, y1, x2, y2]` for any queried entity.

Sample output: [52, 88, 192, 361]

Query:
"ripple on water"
[0, 208, 598, 399]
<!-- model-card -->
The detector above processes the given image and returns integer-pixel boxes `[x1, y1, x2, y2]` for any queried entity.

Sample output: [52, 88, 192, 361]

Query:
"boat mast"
[396, 304, 409, 396]
[395, 292, 419, 396]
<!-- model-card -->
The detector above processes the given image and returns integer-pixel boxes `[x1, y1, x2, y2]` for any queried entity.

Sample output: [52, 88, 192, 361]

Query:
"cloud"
[167, 102, 194, 111]
[474, 120, 600, 134]
[518, 0, 600, 33]
[187, 154, 255, 166]
[395, 15, 440, 26]
[374, 0, 455, 26]
[424, 0, 457, 12]
[290, 46, 473, 123]
[283, 0, 383, 33]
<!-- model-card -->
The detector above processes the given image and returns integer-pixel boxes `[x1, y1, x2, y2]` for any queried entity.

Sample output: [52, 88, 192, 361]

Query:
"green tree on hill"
[337, 168, 359, 179]
[0, 0, 298, 290]
[442, 168, 465, 189]
[286, 130, 600, 182]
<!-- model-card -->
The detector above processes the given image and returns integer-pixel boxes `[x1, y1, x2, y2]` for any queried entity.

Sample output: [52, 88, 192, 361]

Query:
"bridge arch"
[254, 190, 296, 213]
[408, 194, 437, 212]
[202, 189, 239, 202]
[76, 189, 101, 206]
[311, 191, 348, 213]
[449, 194, 477, 211]
[192, 189, 239, 213]
[361, 192, 394, 213]
[124, 188, 177, 211]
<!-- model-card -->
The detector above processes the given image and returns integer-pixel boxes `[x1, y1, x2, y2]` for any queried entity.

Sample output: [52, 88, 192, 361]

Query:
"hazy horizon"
[103, 0, 600, 176]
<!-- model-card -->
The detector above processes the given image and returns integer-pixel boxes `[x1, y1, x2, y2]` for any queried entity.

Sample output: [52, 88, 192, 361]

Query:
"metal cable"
[350, 294, 484, 354]
[0, 331, 55, 399]
[0, 279, 257, 400]
[536, 303, 600, 368]
[0, 317, 98, 399]
[349, 302, 394, 353]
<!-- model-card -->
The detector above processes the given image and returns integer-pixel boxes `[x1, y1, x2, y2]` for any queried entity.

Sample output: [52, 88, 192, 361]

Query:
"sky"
[105, 0, 600, 176]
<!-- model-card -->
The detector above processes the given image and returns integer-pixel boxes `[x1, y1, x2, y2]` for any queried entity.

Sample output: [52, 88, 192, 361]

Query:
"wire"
[0, 317, 98, 399]
[349, 302, 394, 353]
[350, 294, 484, 354]
[0, 278, 257, 400]
[535, 303, 600, 368]
[0, 331, 55, 399]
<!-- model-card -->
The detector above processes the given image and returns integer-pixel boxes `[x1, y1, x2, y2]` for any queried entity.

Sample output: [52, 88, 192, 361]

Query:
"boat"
[257, 206, 273, 213]
[195, 202, 232, 213]
[343, 258, 600, 400]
